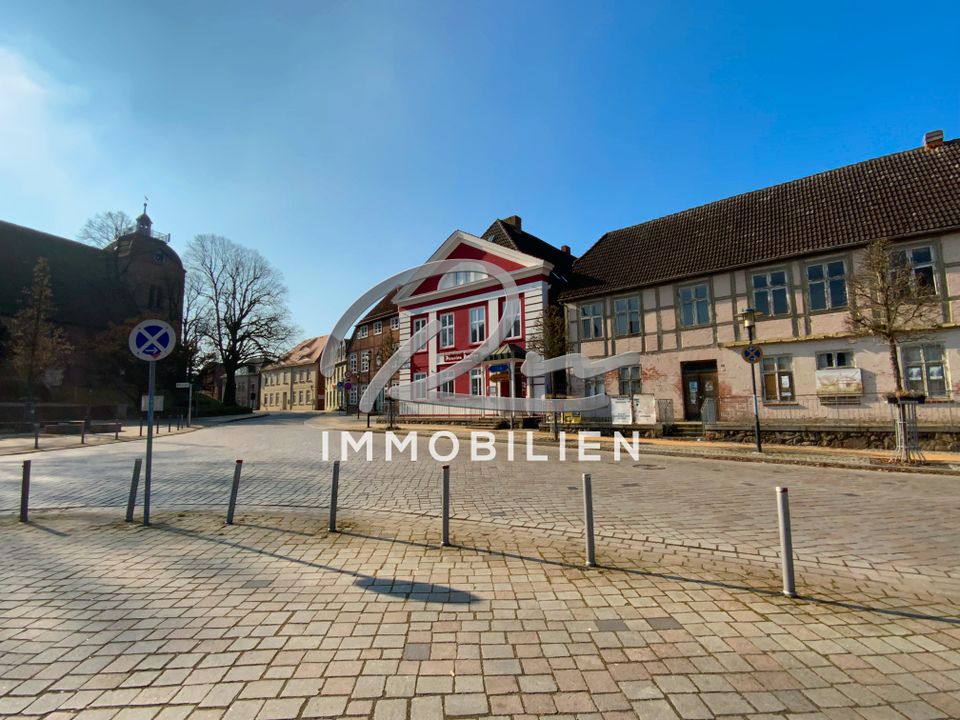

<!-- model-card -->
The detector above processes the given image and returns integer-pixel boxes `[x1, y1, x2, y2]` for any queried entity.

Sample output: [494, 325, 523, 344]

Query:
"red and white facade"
[394, 229, 556, 416]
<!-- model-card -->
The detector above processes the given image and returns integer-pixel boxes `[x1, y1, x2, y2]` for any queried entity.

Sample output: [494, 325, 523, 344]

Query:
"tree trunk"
[887, 339, 911, 462]
[887, 339, 903, 393]
[222, 363, 238, 406]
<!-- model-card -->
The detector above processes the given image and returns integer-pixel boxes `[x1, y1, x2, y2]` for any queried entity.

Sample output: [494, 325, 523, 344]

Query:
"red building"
[394, 216, 574, 418]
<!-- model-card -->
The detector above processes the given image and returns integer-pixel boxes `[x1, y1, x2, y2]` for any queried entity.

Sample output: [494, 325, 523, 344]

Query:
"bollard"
[19, 460, 31, 523]
[226, 460, 243, 525]
[328, 460, 340, 532]
[125, 459, 143, 522]
[167, 417, 171, 432]
[441, 465, 450, 547]
[81, 422, 86, 445]
[114, 420, 119, 441]
[34, 423, 39, 450]
[583, 473, 596, 567]
[776, 487, 797, 598]
[139, 416, 143, 437]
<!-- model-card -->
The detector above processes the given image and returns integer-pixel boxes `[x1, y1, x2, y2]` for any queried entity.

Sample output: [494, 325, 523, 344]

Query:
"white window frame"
[503, 303, 521, 339]
[390, 316, 399, 330]
[439, 312, 455, 348]
[613, 296, 641, 337]
[816, 351, 854, 370]
[349, 353, 357, 372]
[752, 269, 791, 318]
[413, 372, 427, 400]
[470, 367, 484, 396]
[902, 343, 948, 397]
[361, 351, 369, 372]
[579, 302, 604, 339]
[373, 321, 382, 335]
[358, 325, 368, 339]
[678, 283, 711, 328]
[469, 306, 486, 344]
[807, 259, 847, 312]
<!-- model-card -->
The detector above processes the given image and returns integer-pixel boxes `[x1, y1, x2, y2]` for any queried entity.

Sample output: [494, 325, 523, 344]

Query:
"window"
[470, 367, 484, 396]
[892, 245, 937, 293]
[439, 378, 454, 395]
[298, 390, 303, 404]
[816, 351, 854, 370]
[349, 387, 358, 404]
[579, 302, 604, 339]
[374, 321, 382, 335]
[584, 376, 604, 397]
[390, 316, 399, 330]
[903, 344, 947, 397]
[358, 325, 368, 339]
[375, 354, 382, 368]
[412, 317, 427, 335]
[469, 306, 486, 344]
[762, 355, 795, 401]
[349, 353, 357, 372]
[807, 260, 847, 311]
[619, 366, 642, 395]
[147, 285, 164, 309]
[752, 270, 790, 317]
[439, 271, 486, 289]
[361, 351, 369, 372]
[439, 313, 454, 348]
[614, 297, 641, 336]
[413, 372, 427, 400]
[679, 284, 710, 327]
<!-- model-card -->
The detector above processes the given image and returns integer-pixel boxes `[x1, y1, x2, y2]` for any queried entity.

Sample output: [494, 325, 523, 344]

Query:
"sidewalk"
[0, 412, 264, 456]
[316, 413, 960, 474]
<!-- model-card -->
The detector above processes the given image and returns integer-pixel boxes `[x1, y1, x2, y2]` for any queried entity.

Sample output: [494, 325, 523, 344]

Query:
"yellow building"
[260, 336, 328, 412]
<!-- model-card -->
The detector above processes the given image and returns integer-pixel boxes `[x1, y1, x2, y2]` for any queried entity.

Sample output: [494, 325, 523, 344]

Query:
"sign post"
[129, 320, 177, 525]
[176, 382, 193, 427]
[739, 309, 763, 453]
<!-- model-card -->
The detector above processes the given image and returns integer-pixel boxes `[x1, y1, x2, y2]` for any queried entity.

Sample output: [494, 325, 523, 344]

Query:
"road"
[1, 413, 957, 597]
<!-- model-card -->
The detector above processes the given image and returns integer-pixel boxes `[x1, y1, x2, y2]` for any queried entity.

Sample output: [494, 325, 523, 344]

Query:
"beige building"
[323, 339, 348, 412]
[260, 336, 328, 412]
[561, 132, 960, 431]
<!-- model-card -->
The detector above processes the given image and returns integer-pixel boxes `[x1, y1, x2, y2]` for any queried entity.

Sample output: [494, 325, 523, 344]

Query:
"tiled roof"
[481, 218, 576, 280]
[269, 335, 329, 369]
[561, 140, 960, 301]
[0, 220, 139, 329]
[359, 288, 399, 324]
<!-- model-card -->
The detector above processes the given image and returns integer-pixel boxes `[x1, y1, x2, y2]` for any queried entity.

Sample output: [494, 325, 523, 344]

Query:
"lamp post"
[740, 308, 763, 453]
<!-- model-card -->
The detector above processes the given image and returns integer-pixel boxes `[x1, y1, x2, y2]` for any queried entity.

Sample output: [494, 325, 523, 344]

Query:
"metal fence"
[714, 392, 959, 426]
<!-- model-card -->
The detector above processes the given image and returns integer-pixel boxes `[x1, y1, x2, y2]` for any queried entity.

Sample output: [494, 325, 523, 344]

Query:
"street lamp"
[740, 308, 763, 453]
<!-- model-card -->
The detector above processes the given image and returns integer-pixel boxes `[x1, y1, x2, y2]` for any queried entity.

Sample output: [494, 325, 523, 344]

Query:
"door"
[681, 361, 719, 421]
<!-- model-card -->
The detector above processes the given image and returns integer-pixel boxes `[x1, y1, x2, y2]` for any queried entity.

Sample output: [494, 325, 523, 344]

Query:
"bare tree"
[77, 211, 133, 248]
[186, 234, 297, 406]
[9, 258, 72, 399]
[846, 238, 942, 461]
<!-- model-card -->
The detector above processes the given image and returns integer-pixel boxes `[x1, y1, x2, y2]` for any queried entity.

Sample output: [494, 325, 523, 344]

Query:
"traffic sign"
[742, 344, 763, 364]
[344, 382, 352, 391]
[337, 381, 344, 390]
[175, 382, 191, 389]
[129, 320, 176, 361]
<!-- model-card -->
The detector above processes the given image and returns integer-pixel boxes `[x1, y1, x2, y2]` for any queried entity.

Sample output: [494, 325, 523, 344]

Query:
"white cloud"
[0, 47, 103, 233]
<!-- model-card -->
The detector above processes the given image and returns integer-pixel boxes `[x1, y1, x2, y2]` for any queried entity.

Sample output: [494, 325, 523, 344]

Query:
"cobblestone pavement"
[1, 507, 958, 720]
[0, 414, 958, 599]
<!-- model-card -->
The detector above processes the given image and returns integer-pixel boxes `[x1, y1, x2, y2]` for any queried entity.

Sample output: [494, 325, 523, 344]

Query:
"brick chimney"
[502, 215, 522, 230]
[561, 245, 571, 254]
[923, 129, 944, 149]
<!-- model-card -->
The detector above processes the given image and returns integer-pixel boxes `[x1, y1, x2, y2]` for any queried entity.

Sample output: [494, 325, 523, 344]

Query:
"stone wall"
[704, 424, 960, 451]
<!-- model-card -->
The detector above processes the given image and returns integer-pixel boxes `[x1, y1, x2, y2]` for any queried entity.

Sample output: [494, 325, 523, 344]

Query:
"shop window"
[807, 260, 847, 311]
[614, 296, 641, 336]
[679, 284, 710, 327]
[762, 355, 795, 401]
[903, 344, 947, 397]
[752, 270, 790, 317]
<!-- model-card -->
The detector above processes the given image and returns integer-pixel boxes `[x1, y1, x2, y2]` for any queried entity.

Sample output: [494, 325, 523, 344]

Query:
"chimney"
[561, 245, 571, 254]
[502, 215, 521, 230]
[923, 129, 944, 149]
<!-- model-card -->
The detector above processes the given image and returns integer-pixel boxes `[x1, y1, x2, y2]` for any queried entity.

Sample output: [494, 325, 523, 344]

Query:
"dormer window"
[438, 271, 486, 290]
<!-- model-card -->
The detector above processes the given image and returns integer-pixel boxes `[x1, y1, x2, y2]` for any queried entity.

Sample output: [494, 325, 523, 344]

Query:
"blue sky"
[2, 1, 959, 338]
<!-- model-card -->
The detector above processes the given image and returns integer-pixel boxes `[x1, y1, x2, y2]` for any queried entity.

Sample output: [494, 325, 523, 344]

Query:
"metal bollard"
[139, 416, 143, 437]
[34, 423, 39, 449]
[328, 460, 340, 532]
[81, 423, 86, 445]
[776, 487, 797, 598]
[125, 459, 142, 522]
[19, 460, 31, 523]
[226, 460, 243, 525]
[167, 417, 171, 432]
[583, 473, 596, 567]
[441, 465, 450, 547]
[114, 420, 119, 441]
